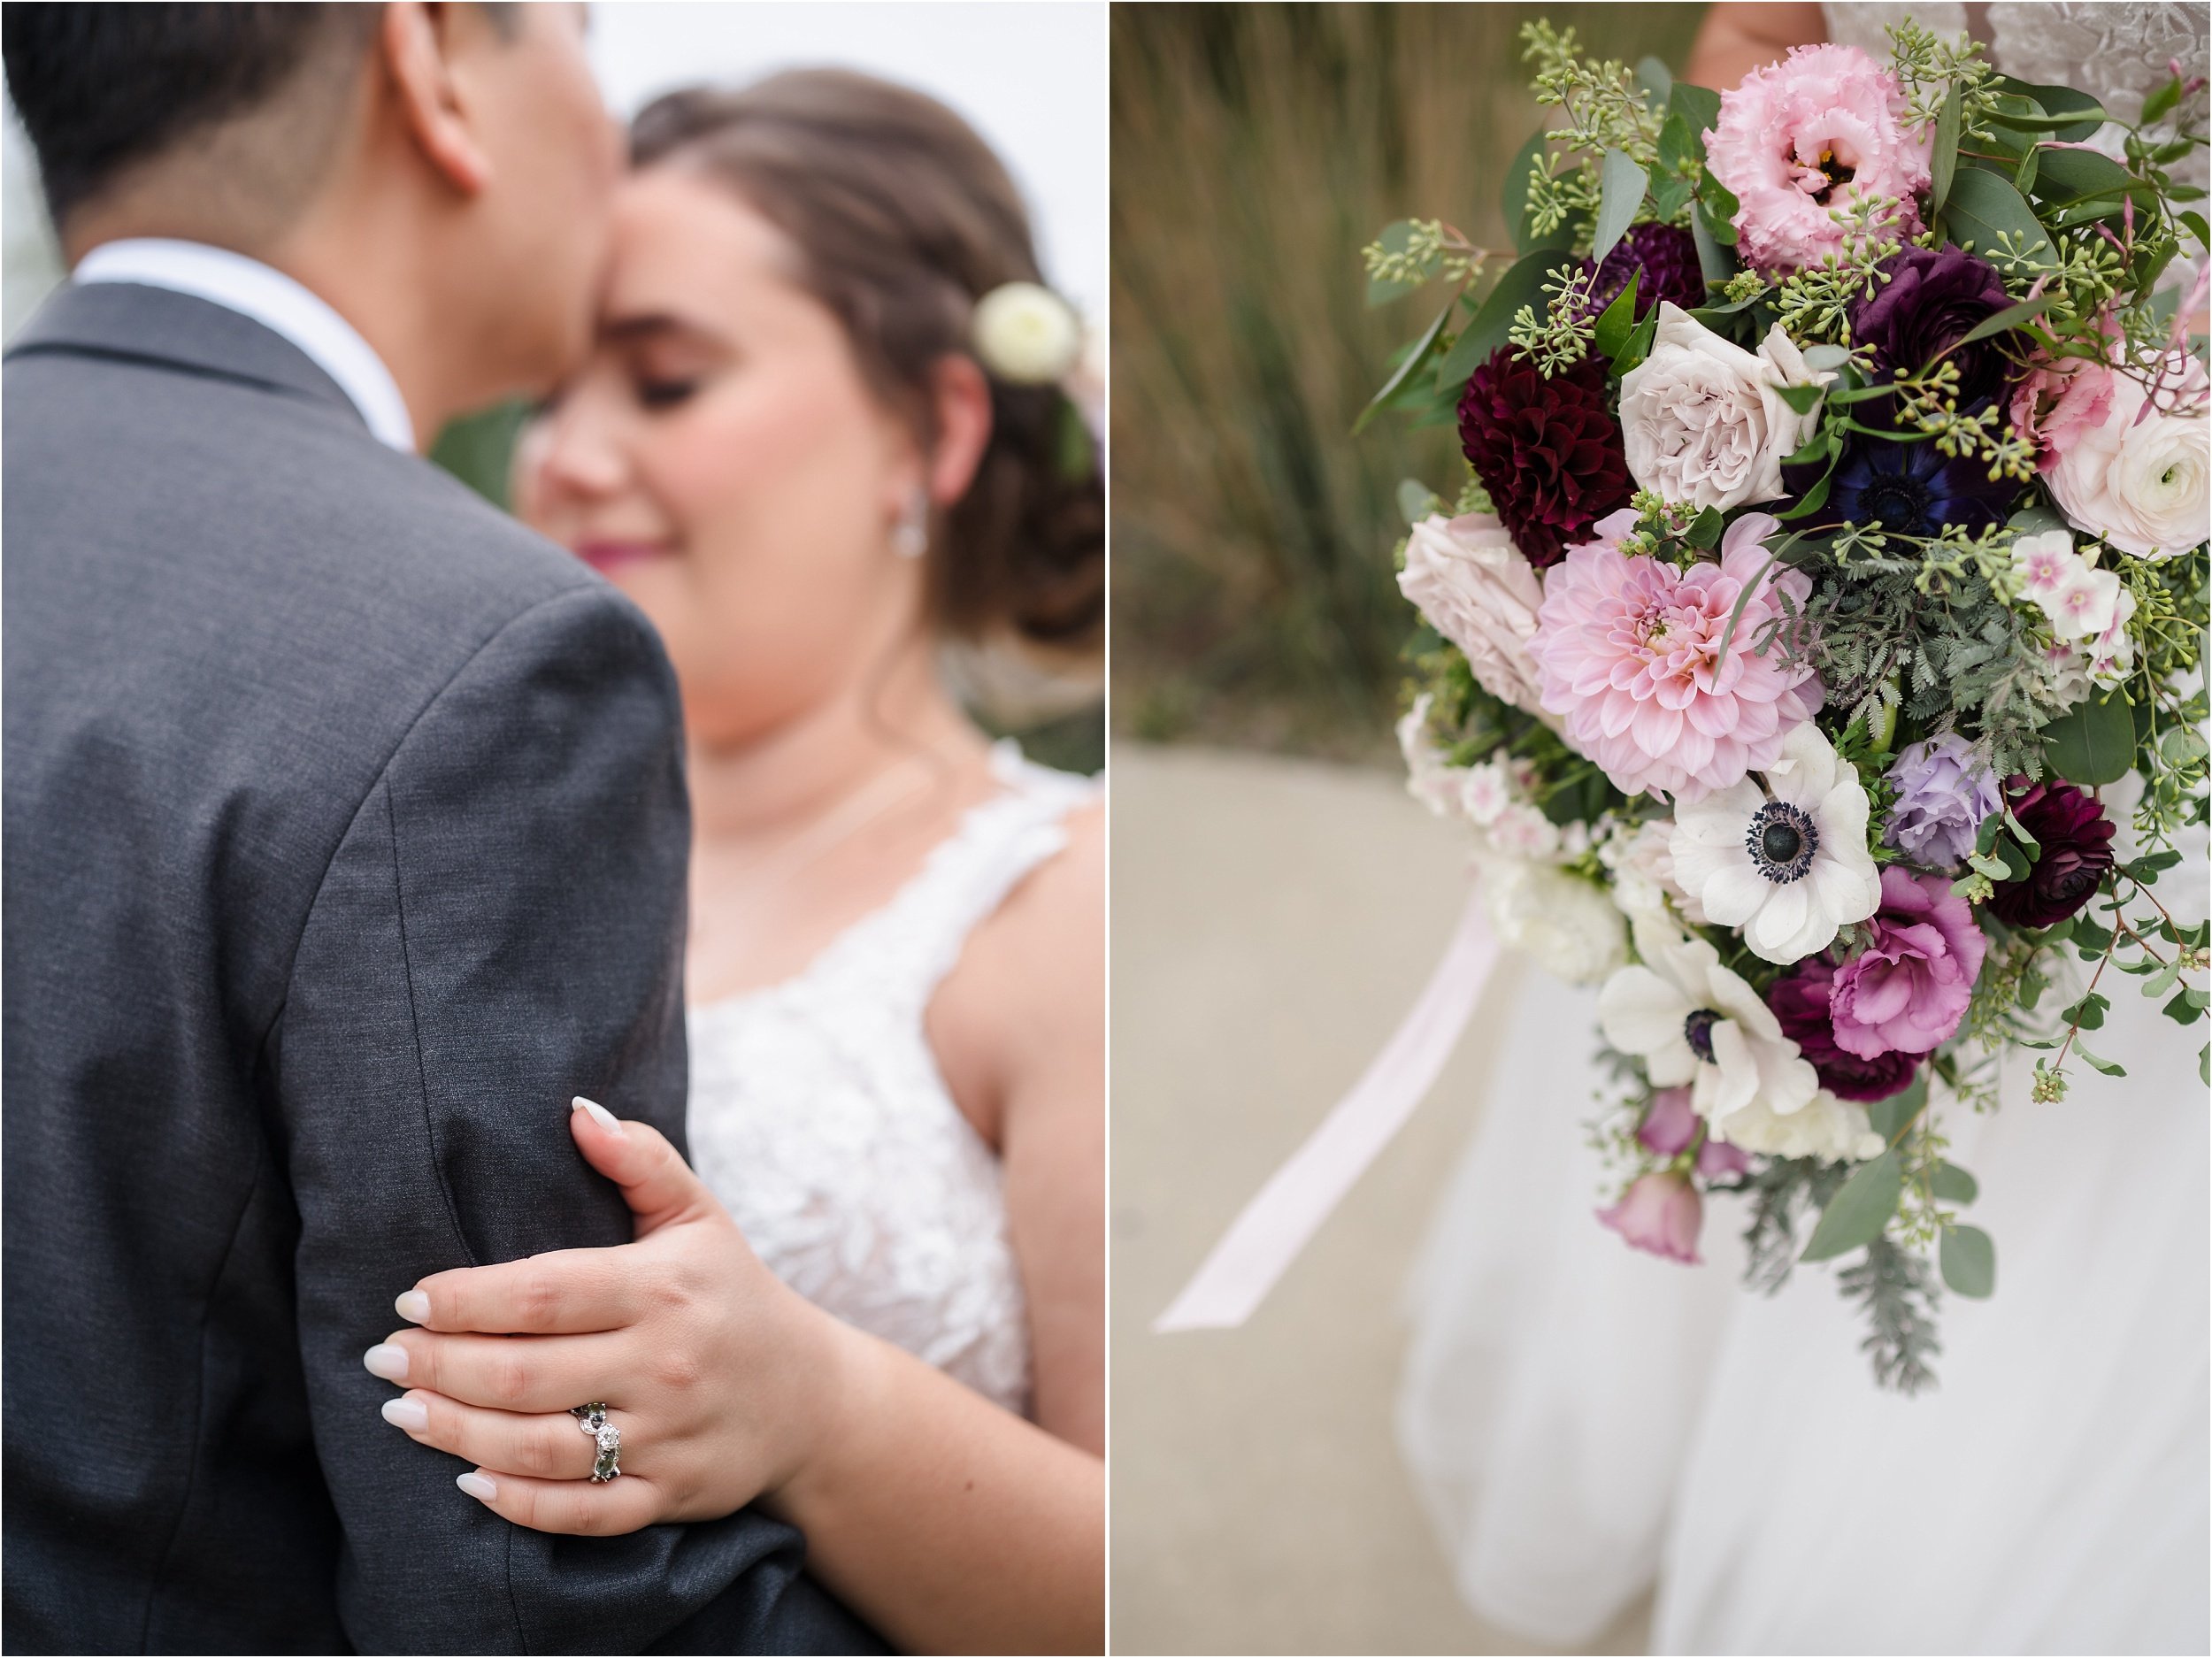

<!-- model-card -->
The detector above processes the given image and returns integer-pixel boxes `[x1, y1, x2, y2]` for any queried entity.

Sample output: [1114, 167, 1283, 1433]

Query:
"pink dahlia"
[1525, 510, 1821, 804]
[1705, 43, 1932, 274]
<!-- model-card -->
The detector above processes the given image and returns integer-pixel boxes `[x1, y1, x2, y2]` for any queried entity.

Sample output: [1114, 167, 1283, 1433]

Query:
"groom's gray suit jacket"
[2, 282, 876, 1655]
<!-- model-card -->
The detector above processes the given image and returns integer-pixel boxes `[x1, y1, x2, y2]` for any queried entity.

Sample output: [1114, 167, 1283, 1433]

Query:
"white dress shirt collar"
[73, 238, 417, 452]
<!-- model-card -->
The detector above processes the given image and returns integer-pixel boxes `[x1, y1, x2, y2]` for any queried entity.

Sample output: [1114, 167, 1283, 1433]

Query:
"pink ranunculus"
[1705, 43, 1932, 274]
[2010, 355, 2118, 469]
[1599, 1171, 1703, 1264]
[1525, 512, 1821, 804]
[1828, 866, 1988, 1061]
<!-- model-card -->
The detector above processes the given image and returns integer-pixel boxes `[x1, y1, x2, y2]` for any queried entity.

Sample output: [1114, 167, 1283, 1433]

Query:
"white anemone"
[1668, 723, 1881, 964]
[1598, 911, 1820, 1125]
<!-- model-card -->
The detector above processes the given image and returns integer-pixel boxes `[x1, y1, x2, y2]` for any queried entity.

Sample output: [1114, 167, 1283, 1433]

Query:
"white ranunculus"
[1668, 723, 1882, 964]
[1599, 910, 1820, 1122]
[1480, 854, 1627, 985]
[971, 281, 1082, 385]
[1397, 513, 1547, 711]
[1709, 1087, 1886, 1163]
[1598, 816, 1709, 925]
[1617, 303, 1826, 511]
[2047, 351, 2210, 560]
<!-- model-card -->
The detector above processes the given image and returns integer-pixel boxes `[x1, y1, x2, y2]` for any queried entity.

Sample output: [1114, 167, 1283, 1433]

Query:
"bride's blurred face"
[518, 165, 928, 746]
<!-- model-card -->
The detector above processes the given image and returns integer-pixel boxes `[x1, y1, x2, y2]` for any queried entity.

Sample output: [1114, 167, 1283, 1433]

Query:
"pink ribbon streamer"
[1154, 886, 1499, 1332]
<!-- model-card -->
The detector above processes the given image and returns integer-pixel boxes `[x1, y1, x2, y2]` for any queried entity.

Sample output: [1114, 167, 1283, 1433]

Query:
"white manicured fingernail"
[572, 1095, 623, 1136]
[457, 1471, 497, 1501]
[381, 1397, 428, 1432]
[394, 1290, 431, 1324]
[363, 1343, 409, 1382]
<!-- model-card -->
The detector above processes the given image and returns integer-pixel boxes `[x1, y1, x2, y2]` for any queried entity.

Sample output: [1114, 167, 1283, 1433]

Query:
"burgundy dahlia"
[1848, 244, 2016, 411]
[1586, 223, 1706, 319]
[1768, 956, 1919, 1102]
[1986, 774, 2116, 927]
[1455, 347, 1633, 569]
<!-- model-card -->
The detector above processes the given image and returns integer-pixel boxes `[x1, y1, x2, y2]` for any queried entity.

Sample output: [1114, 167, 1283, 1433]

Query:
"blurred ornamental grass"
[1110, 3, 1705, 758]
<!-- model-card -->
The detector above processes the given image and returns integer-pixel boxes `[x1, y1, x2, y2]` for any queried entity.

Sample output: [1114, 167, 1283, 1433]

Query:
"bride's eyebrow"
[600, 313, 723, 349]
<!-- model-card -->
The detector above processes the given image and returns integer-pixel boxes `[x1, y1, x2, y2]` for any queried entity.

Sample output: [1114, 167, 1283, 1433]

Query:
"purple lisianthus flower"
[1768, 956, 1919, 1101]
[1886, 733, 2001, 867]
[1598, 1171, 1702, 1264]
[1583, 223, 1706, 319]
[1848, 244, 2017, 411]
[1987, 774, 2116, 926]
[1830, 866, 1989, 1060]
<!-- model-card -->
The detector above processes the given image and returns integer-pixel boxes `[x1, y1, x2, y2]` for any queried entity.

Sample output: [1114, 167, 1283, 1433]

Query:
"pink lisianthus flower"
[1599, 1170, 1703, 1264]
[1525, 510, 1821, 804]
[1705, 44, 1931, 273]
[1829, 866, 1988, 1061]
[1639, 1086, 1752, 1178]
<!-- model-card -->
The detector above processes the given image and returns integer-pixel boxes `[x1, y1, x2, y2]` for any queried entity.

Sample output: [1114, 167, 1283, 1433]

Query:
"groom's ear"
[923, 354, 995, 509]
[379, 2, 496, 196]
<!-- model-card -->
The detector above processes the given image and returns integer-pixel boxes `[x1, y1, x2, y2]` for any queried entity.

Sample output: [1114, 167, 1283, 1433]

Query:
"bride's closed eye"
[634, 375, 701, 411]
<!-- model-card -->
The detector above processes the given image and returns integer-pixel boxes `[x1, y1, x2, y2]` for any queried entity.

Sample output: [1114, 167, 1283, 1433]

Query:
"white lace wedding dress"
[686, 743, 1095, 1415]
[1397, 10, 2210, 1653]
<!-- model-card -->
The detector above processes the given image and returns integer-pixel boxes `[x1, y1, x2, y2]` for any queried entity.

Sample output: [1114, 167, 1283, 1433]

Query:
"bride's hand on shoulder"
[364, 1099, 855, 1534]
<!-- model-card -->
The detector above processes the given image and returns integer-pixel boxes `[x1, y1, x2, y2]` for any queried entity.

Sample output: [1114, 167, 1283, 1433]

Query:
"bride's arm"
[363, 809, 1105, 1654]
[371, 1109, 1102, 1654]
[1683, 2, 1827, 88]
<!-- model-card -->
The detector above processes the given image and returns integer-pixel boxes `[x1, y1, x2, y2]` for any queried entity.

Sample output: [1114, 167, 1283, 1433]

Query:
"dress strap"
[858, 740, 1096, 1011]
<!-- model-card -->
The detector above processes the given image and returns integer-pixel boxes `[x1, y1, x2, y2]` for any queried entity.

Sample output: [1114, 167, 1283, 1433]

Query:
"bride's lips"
[572, 541, 672, 577]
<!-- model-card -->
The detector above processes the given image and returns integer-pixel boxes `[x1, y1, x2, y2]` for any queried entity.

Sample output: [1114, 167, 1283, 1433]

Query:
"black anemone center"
[1747, 800, 1820, 884]
[1684, 1009, 1721, 1062]
[1861, 475, 1933, 533]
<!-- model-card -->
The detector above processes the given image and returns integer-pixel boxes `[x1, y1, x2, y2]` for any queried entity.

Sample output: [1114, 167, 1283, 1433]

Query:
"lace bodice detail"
[1821, 4, 2209, 188]
[686, 744, 1096, 1416]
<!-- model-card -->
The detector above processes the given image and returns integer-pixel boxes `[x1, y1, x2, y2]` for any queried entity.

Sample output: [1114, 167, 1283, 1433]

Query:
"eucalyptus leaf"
[1774, 381, 1825, 414]
[2165, 987, 2206, 1025]
[1367, 220, 1424, 309]
[1929, 1162, 1979, 1205]
[1801, 1151, 1903, 1263]
[1502, 130, 1552, 255]
[1954, 294, 2058, 348]
[2032, 145, 2135, 206]
[1667, 83, 1722, 152]
[1354, 298, 1454, 434]
[1397, 479, 1442, 526]
[1686, 506, 1725, 549]
[1801, 342, 1853, 374]
[2061, 991, 2108, 1031]
[1594, 148, 1649, 264]
[1939, 1224, 1995, 1298]
[1989, 76, 2105, 141]
[1430, 249, 1578, 394]
[1931, 84, 1962, 217]
[2041, 691, 2136, 787]
[1942, 167, 2056, 268]
[1869, 1075, 1928, 1143]
[1635, 55, 1673, 109]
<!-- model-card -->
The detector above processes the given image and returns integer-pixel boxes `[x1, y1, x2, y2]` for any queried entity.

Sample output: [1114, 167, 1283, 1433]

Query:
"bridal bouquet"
[1364, 21, 2210, 1389]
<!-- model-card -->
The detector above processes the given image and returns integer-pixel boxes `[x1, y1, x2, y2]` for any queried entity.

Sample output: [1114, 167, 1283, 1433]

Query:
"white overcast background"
[5, 1, 1109, 339]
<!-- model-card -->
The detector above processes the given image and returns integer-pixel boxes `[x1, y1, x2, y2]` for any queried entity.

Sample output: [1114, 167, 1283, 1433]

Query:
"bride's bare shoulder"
[928, 792, 1104, 1138]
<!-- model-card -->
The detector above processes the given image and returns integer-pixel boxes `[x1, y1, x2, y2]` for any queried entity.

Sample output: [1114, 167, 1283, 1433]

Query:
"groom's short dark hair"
[3, 4, 383, 226]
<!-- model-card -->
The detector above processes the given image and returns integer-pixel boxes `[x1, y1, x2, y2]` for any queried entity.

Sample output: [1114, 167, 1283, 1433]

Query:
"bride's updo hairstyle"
[630, 70, 1103, 654]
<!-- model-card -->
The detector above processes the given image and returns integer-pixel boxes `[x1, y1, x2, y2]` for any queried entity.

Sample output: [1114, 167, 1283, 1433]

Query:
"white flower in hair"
[972, 281, 1082, 385]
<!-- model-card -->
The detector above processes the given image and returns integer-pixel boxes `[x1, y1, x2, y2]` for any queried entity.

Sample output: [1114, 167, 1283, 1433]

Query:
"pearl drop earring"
[892, 487, 929, 560]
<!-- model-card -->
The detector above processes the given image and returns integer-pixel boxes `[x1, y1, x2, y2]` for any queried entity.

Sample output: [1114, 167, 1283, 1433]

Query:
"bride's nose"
[528, 398, 629, 504]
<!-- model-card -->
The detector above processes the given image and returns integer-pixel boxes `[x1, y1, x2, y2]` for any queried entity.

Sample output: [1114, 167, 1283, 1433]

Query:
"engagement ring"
[570, 1402, 621, 1482]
